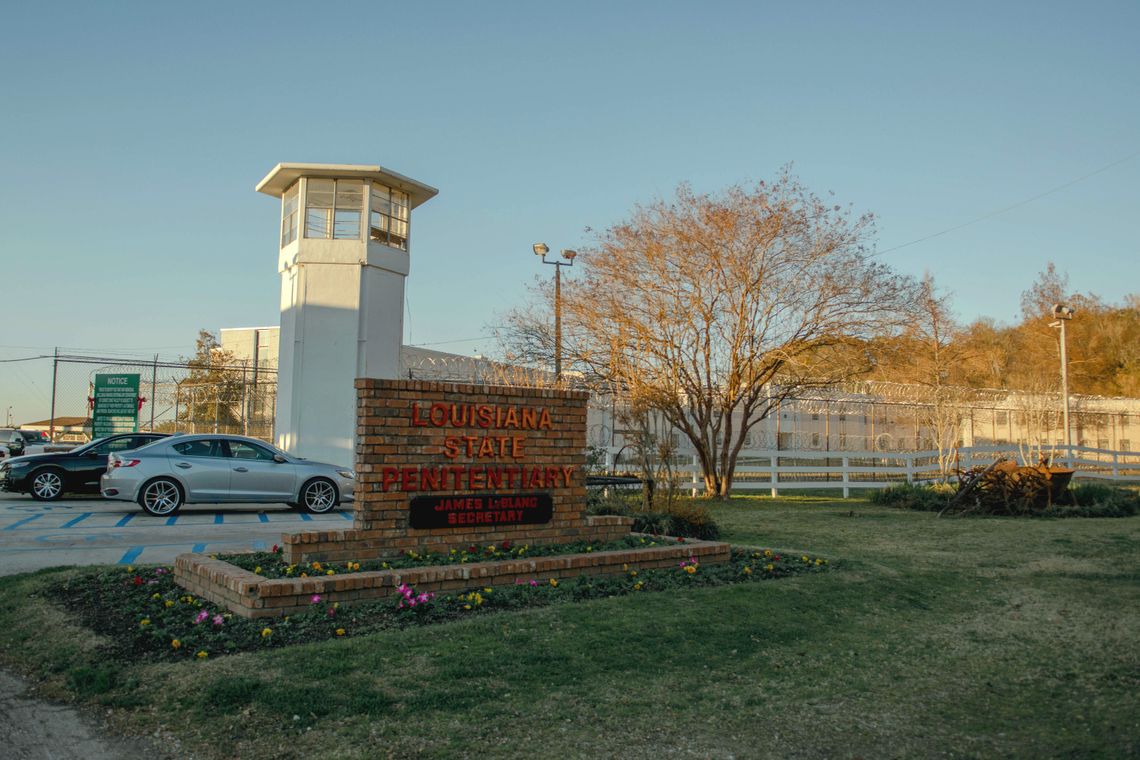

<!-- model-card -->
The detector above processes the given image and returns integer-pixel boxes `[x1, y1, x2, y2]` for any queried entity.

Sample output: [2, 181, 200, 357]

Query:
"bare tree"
[906, 275, 972, 479]
[509, 171, 914, 496]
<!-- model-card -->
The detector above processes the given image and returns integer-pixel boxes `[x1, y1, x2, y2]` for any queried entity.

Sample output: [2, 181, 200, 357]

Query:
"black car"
[0, 433, 169, 501]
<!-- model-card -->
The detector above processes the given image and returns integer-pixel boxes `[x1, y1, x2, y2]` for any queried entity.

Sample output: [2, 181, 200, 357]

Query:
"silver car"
[100, 434, 355, 516]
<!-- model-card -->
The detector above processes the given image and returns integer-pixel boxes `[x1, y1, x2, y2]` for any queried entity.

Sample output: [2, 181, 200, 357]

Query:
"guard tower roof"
[256, 163, 439, 209]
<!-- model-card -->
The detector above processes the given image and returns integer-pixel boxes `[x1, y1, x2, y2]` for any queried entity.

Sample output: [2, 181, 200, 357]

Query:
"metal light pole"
[1049, 303, 1075, 454]
[532, 242, 577, 382]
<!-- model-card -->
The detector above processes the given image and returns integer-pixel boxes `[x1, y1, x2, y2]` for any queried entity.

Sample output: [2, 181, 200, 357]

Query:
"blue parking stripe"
[192, 543, 207, 553]
[165, 515, 178, 526]
[3, 514, 44, 531]
[252, 540, 267, 550]
[114, 514, 135, 528]
[299, 513, 313, 521]
[119, 546, 144, 565]
[60, 513, 93, 529]
[339, 512, 353, 521]
[213, 514, 224, 525]
[257, 514, 269, 523]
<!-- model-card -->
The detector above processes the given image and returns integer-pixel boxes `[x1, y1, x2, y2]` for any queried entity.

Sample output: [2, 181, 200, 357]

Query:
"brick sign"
[377, 399, 575, 529]
[281, 379, 602, 563]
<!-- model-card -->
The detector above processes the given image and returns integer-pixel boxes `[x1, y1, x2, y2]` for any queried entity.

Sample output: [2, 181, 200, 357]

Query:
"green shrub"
[587, 492, 721, 540]
[870, 483, 952, 512]
[1052, 483, 1140, 518]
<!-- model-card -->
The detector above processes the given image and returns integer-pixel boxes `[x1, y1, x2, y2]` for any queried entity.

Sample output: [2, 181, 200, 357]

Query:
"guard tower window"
[280, 182, 299, 246]
[370, 184, 410, 250]
[304, 179, 363, 240]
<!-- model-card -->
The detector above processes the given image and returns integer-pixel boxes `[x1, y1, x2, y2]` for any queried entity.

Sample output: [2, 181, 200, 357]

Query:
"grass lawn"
[0, 496, 1136, 758]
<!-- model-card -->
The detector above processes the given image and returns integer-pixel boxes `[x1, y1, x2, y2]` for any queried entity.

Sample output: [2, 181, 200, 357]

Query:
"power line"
[0, 355, 51, 363]
[875, 149, 1140, 256]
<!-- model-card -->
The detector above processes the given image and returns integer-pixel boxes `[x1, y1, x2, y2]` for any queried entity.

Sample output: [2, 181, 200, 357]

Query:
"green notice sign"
[93, 373, 140, 438]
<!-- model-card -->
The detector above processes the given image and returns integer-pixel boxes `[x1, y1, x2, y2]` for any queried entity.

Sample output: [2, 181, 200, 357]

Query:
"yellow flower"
[765, 563, 775, 572]
[254, 566, 261, 574]
[684, 565, 697, 575]
[633, 582, 643, 591]
[549, 579, 558, 587]
[743, 566, 753, 575]
[764, 549, 772, 557]
[164, 600, 174, 608]
[196, 651, 208, 659]
[336, 628, 345, 636]
[815, 558, 824, 566]
[622, 563, 629, 571]
[326, 569, 334, 576]
[802, 555, 810, 563]
[151, 593, 161, 600]
[463, 604, 472, 610]
[171, 639, 181, 649]
[140, 618, 150, 627]
[285, 565, 295, 575]
[261, 628, 272, 638]
[487, 545, 495, 552]
[126, 566, 134, 573]
[311, 562, 322, 571]
[585, 546, 593, 552]
[630, 570, 638, 577]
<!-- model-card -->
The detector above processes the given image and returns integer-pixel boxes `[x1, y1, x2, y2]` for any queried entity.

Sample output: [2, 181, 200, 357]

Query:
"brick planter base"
[175, 535, 731, 619]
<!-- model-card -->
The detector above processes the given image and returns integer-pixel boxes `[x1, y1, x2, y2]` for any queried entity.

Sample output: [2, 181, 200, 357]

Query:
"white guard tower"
[256, 163, 438, 466]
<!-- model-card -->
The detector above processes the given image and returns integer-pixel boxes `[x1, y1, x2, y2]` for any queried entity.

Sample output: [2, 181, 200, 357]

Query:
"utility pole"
[49, 348, 59, 440]
[150, 354, 158, 431]
[1049, 304, 1075, 454]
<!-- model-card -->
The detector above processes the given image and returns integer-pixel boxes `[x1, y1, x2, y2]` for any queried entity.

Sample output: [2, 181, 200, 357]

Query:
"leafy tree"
[506, 171, 914, 497]
[176, 330, 245, 433]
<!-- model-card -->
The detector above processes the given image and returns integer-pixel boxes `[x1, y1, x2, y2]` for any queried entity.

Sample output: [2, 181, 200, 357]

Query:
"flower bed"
[217, 534, 690, 580]
[55, 548, 829, 662]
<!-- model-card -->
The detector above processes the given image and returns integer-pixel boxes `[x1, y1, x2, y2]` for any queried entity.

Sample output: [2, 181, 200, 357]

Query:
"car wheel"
[138, 478, 184, 516]
[299, 478, 338, 514]
[30, 468, 65, 501]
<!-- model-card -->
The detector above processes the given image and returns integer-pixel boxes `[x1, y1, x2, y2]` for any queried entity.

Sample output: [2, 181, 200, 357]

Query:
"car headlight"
[336, 469, 355, 479]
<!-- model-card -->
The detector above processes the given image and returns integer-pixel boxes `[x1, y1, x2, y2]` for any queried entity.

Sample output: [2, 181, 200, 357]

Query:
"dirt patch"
[0, 669, 166, 760]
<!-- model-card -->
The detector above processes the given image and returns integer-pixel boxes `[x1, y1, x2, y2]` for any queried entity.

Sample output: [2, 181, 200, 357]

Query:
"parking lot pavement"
[0, 492, 355, 576]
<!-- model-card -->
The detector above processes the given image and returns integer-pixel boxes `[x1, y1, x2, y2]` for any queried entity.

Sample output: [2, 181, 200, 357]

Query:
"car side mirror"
[273, 454, 287, 464]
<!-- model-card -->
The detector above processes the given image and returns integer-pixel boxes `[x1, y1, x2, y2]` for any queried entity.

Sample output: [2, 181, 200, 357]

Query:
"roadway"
[0, 492, 354, 576]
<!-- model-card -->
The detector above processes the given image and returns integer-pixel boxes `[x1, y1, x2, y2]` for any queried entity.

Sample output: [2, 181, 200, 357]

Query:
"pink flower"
[211, 614, 224, 626]
[310, 594, 322, 604]
[194, 610, 209, 624]
[529, 579, 538, 587]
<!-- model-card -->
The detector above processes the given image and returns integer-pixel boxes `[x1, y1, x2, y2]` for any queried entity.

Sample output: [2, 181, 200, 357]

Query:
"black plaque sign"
[409, 493, 553, 529]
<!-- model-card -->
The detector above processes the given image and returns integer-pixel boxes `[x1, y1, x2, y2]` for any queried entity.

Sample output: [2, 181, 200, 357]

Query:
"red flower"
[676, 537, 684, 543]
[774, 554, 782, 561]
[133, 576, 143, 586]
[501, 540, 512, 550]
[271, 544, 280, 554]
[467, 545, 477, 554]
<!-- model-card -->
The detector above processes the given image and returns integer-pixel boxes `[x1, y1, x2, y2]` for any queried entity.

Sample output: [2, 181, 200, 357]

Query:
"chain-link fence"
[6, 349, 1137, 456]
[30, 352, 276, 443]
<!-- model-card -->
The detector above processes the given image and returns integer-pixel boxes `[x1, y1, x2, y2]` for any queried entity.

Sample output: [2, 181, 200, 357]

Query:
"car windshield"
[20, 431, 50, 443]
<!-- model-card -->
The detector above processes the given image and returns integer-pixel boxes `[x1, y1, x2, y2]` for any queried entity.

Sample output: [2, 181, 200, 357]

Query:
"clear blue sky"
[1, 1, 1137, 421]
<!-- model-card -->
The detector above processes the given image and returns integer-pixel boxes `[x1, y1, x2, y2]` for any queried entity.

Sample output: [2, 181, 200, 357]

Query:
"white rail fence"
[604, 444, 1140, 498]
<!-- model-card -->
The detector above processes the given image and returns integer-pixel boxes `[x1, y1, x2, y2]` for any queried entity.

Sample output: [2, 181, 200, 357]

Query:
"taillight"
[112, 458, 141, 468]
